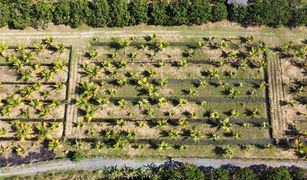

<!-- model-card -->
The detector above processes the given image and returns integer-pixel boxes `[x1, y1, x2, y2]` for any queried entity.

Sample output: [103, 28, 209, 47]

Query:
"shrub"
[31, 1, 53, 28]
[262, 167, 291, 180]
[108, 0, 130, 27]
[228, 3, 248, 24]
[168, 0, 190, 25]
[53, 0, 71, 25]
[159, 163, 205, 180]
[87, 0, 110, 27]
[211, 0, 228, 22]
[68, 151, 84, 162]
[9, 0, 32, 29]
[149, 0, 169, 25]
[235, 167, 257, 180]
[189, 0, 211, 25]
[211, 168, 229, 180]
[129, 0, 148, 25]
[0, 1, 9, 28]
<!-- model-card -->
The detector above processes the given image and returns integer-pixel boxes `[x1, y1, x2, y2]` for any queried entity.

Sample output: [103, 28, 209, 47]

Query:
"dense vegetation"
[0, 0, 306, 29]
[6, 161, 306, 180]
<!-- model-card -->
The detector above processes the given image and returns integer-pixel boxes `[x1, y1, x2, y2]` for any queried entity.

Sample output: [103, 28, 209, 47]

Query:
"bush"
[87, 0, 110, 27]
[211, 168, 229, 180]
[129, 0, 148, 25]
[108, 0, 130, 27]
[53, 0, 71, 25]
[69, 0, 89, 28]
[31, 1, 53, 28]
[235, 167, 257, 180]
[0, 1, 9, 28]
[149, 0, 169, 25]
[189, 0, 211, 25]
[168, 0, 190, 25]
[211, 0, 228, 22]
[159, 163, 205, 180]
[9, 0, 32, 29]
[68, 151, 84, 162]
[228, 3, 248, 24]
[262, 167, 291, 180]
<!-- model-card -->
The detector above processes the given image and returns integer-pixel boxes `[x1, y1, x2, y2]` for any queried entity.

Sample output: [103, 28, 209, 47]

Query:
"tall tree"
[168, 0, 190, 25]
[87, 0, 110, 27]
[31, 1, 53, 28]
[53, 0, 71, 25]
[129, 0, 148, 25]
[9, 0, 32, 29]
[108, 0, 130, 27]
[0, 1, 9, 28]
[211, 0, 228, 22]
[149, 0, 169, 25]
[189, 0, 211, 25]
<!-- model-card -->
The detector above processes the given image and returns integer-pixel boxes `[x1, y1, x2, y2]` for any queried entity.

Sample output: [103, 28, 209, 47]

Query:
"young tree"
[211, 0, 228, 22]
[9, 0, 32, 29]
[53, 0, 71, 25]
[31, 1, 53, 28]
[87, 0, 110, 27]
[149, 0, 169, 25]
[129, 0, 148, 25]
[0, 1, 9, 28]
[228, 3, 248, 24]
[168, 0, 190, 25]
[189, 0, 211, 25]
[108, 0, 130, 27]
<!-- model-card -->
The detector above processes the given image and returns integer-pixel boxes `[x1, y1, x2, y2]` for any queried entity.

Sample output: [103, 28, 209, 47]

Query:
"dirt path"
[0, 157, 306, 177]
[267, 53, 286, 139]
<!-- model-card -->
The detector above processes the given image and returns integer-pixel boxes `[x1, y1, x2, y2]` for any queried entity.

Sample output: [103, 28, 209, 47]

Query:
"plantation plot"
[0, 40, 71, 145]
[74, 36, 271, 152]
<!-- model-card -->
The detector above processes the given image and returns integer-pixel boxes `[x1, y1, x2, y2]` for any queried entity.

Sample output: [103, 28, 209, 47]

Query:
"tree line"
[0, 0, 306, 29]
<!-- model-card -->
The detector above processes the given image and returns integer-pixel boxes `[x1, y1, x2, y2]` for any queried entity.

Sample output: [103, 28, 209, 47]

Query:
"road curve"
[0, 158, 306, 177]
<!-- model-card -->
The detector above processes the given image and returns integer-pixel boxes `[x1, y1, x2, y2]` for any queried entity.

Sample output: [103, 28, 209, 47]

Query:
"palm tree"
[157, 119, 167, 128]
[94, 141, 104, 150]
[53, 81, 65, 90]
[178, 118, 188, 127]
[14, 122, 33, 141]
[96, 97, 108, 105]
[205, 68, 219, 79]
[14, 145, 26, 157]
[178, 98, 188, 106]
[117, 99, 127, 108]
[45, 36, 54, 45]
[168, 130, 179, 139]
[189, 127, 202, 142]
[100, 60, 110, 68]
[29, 99, 40, 109]
[84, 66, 99, 79]
[88, 49, 98, 59]
[35, 122, 49, 141]
[146, 108, 155, 117]
[158, 97, 168, 107]
[19, 69, 33, 81]
[159, 79, 168, 88]
[209, 133, 221, 141]
[155, 41, 169, 51]
[33, 43, 46, 53]
[0, 42, 8, 56]
[218, 118, 232, 132]
[157, 141, 169, 151]
[0, 127, 7, 136]
[53, 60, 65, 72]
[40, 69, 54, 81]
[54, 43, 65, 53]
[116, 78, 127, 87]
[177, 59, 188, 67]
[47, 139, 61, 151]
[116, 119, 125, 127]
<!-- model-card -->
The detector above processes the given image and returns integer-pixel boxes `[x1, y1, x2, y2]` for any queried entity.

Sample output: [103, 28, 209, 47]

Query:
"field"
[0, 25, 306, 166]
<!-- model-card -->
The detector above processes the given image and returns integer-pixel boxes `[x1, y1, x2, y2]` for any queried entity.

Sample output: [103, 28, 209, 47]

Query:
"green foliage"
[31, 1, 53, 28]
[262, 167, 291, 180]
[69, 0, 89, 28]
[53, 0, 71, 25]
[235, 167, 257, 180]
[129, 0, 148, 25]
[211, 0, 228, 22]
[211, 168, 229, 180]
[108, 0, 130, 27]
[159, 164, 205, 180]
[189, 0, 211, 25]
[0, 2, 9, 28]
[228, 3, 248, 24]
[87, 0, 110, 27]
[9, 0, 32, 29]
[168, 0, 190, 25]
[149, 0, 169, 25]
